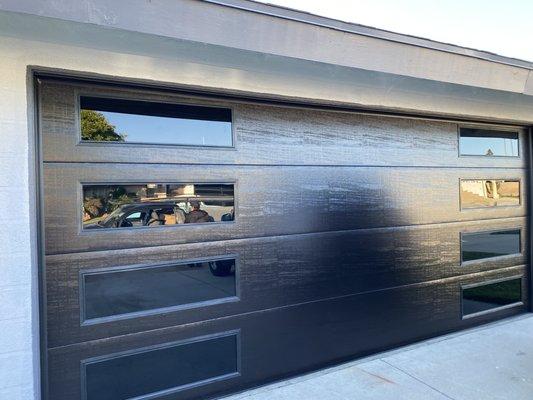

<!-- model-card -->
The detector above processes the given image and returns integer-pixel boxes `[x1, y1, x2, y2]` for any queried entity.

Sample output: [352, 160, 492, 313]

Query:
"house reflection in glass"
[460, 179, 520, 208]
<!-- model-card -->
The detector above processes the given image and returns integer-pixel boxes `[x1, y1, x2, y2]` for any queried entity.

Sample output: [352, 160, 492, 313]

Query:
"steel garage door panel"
[45, 217, 528, 347]
[40, 81, 528, 169]
[47, 266, 527, 400]
[40, 79, 529, 400]
[43, 163, 527, 254]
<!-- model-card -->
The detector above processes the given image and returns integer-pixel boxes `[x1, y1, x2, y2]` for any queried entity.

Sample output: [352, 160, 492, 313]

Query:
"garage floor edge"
[220, 314, 533, 400]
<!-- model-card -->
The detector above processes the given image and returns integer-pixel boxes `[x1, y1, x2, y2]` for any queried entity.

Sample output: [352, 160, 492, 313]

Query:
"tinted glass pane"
[460, 128, 518, 157]
[83, 183, 234, 229]
[83, 259, 237, 321]
[80, 96, 232, 146]
[460, 179, 520, 208]
[463, 278, 522, 316]
[462, 229, 521, 262]
[85, 334, 238, 400]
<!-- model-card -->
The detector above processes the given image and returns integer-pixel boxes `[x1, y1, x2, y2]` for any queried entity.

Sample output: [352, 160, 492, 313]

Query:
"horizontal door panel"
[83, 331, 239, 400]
[40, 82, 528, 168]
[43, 163, 528, 254]
[47, 266, 527, 400]
[46, 217, 527, 347]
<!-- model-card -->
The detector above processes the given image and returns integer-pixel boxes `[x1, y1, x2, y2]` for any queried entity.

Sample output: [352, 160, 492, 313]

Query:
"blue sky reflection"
[99, 111, 233, 146]
[460, 136, 518, 157]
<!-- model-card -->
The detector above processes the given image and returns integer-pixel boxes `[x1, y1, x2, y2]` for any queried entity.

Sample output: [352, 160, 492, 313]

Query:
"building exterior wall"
[2, 11, 533, 124]
[1, 0, 533, 93]
[0, 6, 532, 400]
[0, 44, 39, 400]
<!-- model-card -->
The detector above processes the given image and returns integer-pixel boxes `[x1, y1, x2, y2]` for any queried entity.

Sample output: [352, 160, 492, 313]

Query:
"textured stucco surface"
[0, 54, 38, 399]
[0, 0, 532, 93]
[1, 11, 533, 124]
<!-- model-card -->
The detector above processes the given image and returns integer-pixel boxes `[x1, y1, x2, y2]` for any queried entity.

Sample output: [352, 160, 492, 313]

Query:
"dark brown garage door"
[39, 78, 530, 400]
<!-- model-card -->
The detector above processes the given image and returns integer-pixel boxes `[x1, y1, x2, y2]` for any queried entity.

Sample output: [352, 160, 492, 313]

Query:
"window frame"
[459, 228, 522, 265]
[457, 125, 521, 158]
[460, 275, 523, 319]
[76, 92, 237, 149]
[458, 178, 522, 210]
[79, 254, 241, 326]
[80, 330, 241, 400]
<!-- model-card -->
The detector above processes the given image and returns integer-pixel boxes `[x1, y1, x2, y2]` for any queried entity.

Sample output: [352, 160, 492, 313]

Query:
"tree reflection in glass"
[80, 96, 233, 147]
[459, 128, 518, 157]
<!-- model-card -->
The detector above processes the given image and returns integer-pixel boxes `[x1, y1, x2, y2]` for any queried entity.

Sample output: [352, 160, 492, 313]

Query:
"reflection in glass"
[462, 229, 521, 262]
[83, 183, 234, 229]
[80, 96, 233, 146]
[459, 128, 518, 157]
[460, 180, 519, 208]
[83, 259, 236, 321]
[84, 334, 238, 400]
[462, 278, 522, 317]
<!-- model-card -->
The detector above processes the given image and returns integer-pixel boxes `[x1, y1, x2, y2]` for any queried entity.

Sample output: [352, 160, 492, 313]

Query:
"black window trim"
[459, 177, 522, 211]
[80, 330, 241, 400]
[76, 91, 237, 149]
[78, 180, 238, 234]
[459, 228, 522, 266]
[457, 124, 521, 158]
[460, 275, 523, 320]
[79, 254, 241, 326]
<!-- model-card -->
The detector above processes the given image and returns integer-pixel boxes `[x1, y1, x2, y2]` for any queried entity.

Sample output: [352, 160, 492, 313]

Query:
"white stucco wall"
[0, 52, 39, 400]
[1, 9, 533, 400]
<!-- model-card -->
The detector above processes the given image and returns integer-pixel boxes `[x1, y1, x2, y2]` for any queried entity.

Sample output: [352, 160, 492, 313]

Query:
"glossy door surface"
[40, 80, 529, 400]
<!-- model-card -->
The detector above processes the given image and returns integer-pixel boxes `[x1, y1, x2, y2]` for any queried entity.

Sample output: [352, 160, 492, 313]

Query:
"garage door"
[39, 79, 530, 400]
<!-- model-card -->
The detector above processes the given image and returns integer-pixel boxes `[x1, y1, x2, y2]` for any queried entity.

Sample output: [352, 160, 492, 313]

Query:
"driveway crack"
[380, 359, 457, 400]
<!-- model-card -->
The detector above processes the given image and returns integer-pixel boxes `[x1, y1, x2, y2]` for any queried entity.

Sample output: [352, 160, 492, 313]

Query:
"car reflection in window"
[85, 198, 233, 229]
[83, 184, 234, 230]
[188, 259, 236, 277]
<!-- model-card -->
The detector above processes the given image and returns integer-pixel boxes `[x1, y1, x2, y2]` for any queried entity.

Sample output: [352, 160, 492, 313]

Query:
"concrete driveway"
[222, 314, 533, 400]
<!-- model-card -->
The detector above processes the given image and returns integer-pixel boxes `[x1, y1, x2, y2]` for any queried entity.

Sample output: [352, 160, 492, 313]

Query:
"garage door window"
[461, 229, 521, 263]
[82, 183, 234, 229]
[83, 332, 239, 400]
[80, 96, 233, 147]
[459, 127, 519, 157]
[462, 277, 522, 318]
[81, 258, 238, 323]
[460, 179, 520, 208]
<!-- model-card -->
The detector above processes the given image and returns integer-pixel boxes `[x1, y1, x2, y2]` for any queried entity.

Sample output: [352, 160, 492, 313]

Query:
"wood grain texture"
[40, 80, 530, 400]
[47, 266, 527, 400]
[43, 163, 528, 254]
[40, 82, 528, 168]
[45, 217, 528, 347]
